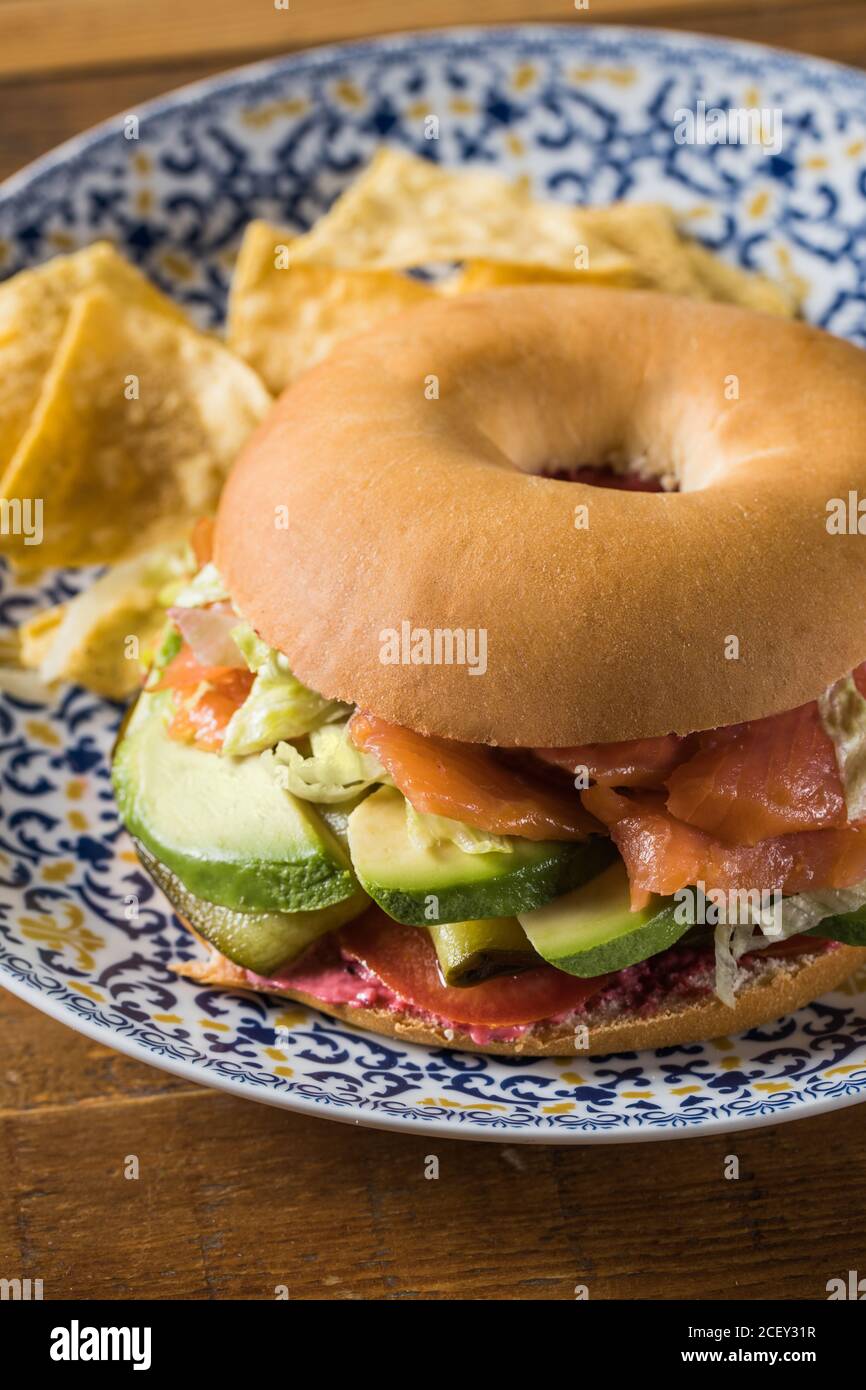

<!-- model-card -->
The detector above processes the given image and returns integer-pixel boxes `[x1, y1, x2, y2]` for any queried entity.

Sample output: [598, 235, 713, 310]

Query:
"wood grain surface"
[0, 0, 849, 81]
[2, 986, 865, 1301]
[1, 0, 865, 1301]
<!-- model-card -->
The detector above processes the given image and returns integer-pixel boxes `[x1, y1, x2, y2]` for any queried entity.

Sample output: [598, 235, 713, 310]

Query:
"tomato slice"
[350, 711, 597, 841]
[755, 934, 828, 960]
[339, 911, 612, 1026]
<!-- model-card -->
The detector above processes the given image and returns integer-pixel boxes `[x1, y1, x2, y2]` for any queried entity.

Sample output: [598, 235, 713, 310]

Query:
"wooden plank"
[0, 0, 841, 82]
[0, 987, 198, 1112]
[1, 993, 865, 1298]
[651, 0, 866, 67]
[0, 58, 228, 182]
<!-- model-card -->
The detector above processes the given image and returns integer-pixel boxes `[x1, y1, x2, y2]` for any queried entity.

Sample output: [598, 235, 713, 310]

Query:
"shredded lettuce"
[405, 800, 514, 855]
[221, 622, 347, 756]
[144, 623, 183, 687]
[222, 648, 344, 756]
[170, 562, 230, 609]
[818, 672, 866, 822]
[267, 722, 386, 803]
[713, 880, 866, 1005]
[231, 621, 272, 672]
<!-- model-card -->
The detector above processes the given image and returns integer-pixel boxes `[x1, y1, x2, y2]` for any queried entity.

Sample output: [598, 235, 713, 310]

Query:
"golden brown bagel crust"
[215, 286, 866, 745]
[175, 939, 866, 1058]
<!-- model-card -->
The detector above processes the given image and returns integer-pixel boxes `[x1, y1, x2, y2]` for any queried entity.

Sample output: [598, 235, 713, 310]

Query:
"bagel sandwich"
[110, 284, 866, 1056]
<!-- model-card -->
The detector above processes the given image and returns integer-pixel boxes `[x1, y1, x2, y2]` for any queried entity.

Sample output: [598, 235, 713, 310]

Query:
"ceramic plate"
[2, 24, 866, 1143]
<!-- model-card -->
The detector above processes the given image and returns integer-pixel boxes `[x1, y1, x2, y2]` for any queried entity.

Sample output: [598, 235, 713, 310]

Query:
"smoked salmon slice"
[582, 783, 866, 904]
[349, 711, 598, 841]
[541, 663, 866, 846]
[665, 701, 848, 845]
[535, 734, 691, 788]
[156, 643, 254, 752]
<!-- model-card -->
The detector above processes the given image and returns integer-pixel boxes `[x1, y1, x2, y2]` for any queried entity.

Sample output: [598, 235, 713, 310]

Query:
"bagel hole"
[538, 464, 678, 492]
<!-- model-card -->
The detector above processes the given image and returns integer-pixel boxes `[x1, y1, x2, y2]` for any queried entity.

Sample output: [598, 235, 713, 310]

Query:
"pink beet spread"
[246, 942, 525, 1044]
[243, 936, 833, 1047]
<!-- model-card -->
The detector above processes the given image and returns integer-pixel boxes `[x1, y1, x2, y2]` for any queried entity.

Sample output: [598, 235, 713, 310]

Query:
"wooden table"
[2, 0, 866, 1302]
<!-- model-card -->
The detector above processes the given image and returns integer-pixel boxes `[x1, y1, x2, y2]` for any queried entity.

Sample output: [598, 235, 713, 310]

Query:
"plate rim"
[4, 958, 865, 1145]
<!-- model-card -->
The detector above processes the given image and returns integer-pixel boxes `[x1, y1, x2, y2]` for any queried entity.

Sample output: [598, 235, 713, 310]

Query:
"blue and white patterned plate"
[2, 25, 866, 1143]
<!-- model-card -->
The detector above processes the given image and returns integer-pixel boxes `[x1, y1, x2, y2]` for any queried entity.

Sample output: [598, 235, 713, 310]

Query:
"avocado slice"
[518, 859, 688, 977]
[112, 692, 357, 913]
[428, 918, 539, 986]
[346, 785, 615, 926]
[136, 838, 368, 975]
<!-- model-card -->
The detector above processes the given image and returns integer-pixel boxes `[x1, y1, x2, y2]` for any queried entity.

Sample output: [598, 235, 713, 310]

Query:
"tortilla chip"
[0, 241, 187, 479]
[0, 287, 271, 569]
[229, 157, 794, 386]
[560, 202, 798, 311]
[21, 542, 188, 699]
[574, 203, 712, 297]
[228, 221, 435, 393]
[0, 665, 54, 702]
[446, 257, 641, 294]
[289, 147, 630, 277]
[682, 241, 798, 316]
[18, 604, 65, 668]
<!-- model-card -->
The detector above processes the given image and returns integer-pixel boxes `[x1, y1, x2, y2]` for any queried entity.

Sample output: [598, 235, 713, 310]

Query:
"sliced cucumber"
[808, 902, 866, 946]
[519, 859, 687, 977]
[136, 838, 368, 976]
[428, 918, 539, 986]
[347, 786, 615, 926]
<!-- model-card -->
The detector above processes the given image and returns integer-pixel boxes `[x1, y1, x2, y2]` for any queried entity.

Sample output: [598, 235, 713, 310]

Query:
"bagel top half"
[215, 286, 866, 746]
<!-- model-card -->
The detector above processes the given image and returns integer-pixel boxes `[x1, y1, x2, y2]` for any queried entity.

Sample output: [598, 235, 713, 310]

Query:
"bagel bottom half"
[174, 927, 866, 1058]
